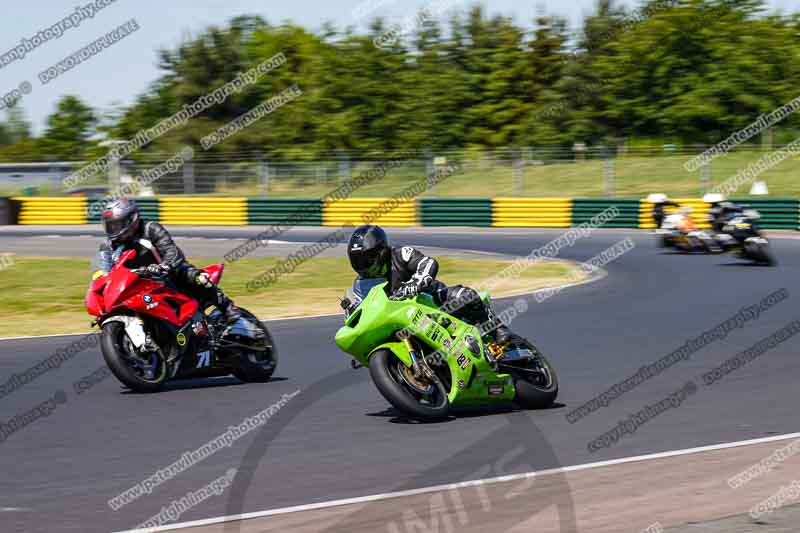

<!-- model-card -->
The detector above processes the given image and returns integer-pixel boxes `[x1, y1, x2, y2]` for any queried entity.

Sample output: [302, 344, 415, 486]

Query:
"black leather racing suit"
[380, 246, 499, 331]
[98, 220, 235, 312]
[709, 204, 744, 233]
[652, 201, 680, 228]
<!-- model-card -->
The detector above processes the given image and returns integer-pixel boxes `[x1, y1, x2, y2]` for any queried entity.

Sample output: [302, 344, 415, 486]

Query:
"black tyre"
[756, 244, 777, 266]
[230, 309, 278, 382]
[101, 322, 168, 393]
[743, 241, 776, 266]
[368, 349, 450, 421]
[512, 349, 559, 410]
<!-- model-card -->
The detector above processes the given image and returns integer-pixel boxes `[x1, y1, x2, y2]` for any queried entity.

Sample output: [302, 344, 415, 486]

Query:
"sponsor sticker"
[488, 384, 504, 396]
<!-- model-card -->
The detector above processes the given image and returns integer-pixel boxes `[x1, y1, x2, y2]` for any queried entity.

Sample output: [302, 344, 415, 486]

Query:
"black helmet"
[348, 225, 390, 278]
[102, 197, 140, 243]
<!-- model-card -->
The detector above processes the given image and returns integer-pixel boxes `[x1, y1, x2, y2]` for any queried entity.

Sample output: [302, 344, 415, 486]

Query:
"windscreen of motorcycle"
[90, 245, 125, 281]
[351, 277, 387, 305]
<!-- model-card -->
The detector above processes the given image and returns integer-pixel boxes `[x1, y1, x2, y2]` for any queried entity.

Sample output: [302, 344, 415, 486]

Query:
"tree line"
[1, 0, 799, 163]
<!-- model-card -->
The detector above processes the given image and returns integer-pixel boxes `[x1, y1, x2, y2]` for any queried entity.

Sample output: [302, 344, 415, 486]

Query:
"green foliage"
[1, 1, 799, 162]
[39, 96, 97, 160]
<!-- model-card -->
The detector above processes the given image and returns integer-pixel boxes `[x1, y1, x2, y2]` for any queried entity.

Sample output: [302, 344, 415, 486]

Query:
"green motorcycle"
[335, 279, 558, 421]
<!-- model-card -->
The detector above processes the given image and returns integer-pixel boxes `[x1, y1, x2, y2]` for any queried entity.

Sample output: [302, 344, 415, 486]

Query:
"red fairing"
[119, 283, 198, 326]
[84, 251, 201, 326]
[85, 276, 107, 318]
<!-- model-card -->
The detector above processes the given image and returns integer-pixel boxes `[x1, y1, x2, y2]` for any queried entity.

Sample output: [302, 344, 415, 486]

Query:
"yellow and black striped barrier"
[13, 197, 88, 225]
[158, 197, 247, 226]
[6, 197, 800, 229]
[322, 198, 417, 227]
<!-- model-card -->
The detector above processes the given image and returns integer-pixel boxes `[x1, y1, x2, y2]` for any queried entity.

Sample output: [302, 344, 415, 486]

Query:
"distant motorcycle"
[657, 209, 713, 252]
[86, 248, 277, 392]
[715, 210, 776, 265]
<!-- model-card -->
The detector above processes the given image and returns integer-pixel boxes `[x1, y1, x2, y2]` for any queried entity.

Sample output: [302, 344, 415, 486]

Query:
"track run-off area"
[0, 226, 798, 533]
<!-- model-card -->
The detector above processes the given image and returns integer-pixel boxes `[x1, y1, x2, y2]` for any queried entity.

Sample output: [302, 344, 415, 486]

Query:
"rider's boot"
[194, 270, 242, 326]
[484, 303, 524, 346]
[699, 233, 723, 253]
[216, 290, 242, 326]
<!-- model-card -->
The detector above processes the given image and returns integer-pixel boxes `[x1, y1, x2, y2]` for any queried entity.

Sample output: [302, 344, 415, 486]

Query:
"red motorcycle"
[86, 248, 277, 392]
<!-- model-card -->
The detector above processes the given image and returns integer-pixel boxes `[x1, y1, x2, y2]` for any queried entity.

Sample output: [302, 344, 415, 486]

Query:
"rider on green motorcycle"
[346, 225, 521, 345]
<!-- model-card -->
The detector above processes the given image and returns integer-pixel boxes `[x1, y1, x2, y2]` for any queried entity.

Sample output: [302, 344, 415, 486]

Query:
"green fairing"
[335, 281, 515, 406]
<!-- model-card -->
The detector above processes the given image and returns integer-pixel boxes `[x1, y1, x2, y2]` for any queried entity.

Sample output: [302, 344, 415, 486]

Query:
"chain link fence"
[2, 144, 796, 198]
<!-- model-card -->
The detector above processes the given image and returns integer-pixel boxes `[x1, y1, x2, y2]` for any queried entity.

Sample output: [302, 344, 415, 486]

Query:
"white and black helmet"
[102, 197, 140, 243]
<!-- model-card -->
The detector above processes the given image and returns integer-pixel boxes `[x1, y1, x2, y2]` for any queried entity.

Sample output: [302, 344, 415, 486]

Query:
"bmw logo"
[143, 295, 153, 303]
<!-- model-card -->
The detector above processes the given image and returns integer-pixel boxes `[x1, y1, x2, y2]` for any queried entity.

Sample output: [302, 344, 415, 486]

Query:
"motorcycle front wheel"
[101, 322, 168, 393]
[369, 349, 450, 421]
[750, 243, 777, 266]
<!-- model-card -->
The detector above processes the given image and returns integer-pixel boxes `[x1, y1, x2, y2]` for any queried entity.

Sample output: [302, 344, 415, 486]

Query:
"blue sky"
[1, 0, 797, 133]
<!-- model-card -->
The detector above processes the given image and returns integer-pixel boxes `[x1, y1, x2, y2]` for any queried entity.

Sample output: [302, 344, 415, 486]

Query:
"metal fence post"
[425, 149, 435, 195]
[109, 158, 121, 190]
[603, 146, 615, 197]
[701, 160, 712, 193]
[337, 151, 350, 184]
[512, 150, 523, 196]
[183, 160, 195, 195]
[763, 125, 773, 152]
[259, 159, 270, 196]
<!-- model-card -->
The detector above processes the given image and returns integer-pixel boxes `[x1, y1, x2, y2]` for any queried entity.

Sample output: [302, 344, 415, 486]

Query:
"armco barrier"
[732, 198, 799, 230]
[572, 199, 640, 228]
[0, 198, 12, 225]
[323, 198, 416, 227]
[86, 198, 160, 224]
[159, 197, 247, 226]
[247, 199, 323, 226]
[13, 197, 88, 225]
[492, 198, 572, 227]
[419, 198, 492, 227]
[7, 197, 800, 230]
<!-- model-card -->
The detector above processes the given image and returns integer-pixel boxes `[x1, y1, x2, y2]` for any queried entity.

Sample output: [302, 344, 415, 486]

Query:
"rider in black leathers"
[346, 225, 520, 344]
[709, 201, 745, 233]
[651, 198, 681, 228]
[97, 198, 241, 324]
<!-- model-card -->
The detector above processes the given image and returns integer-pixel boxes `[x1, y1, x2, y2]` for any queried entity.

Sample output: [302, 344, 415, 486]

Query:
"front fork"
[403, 337, 436, 381]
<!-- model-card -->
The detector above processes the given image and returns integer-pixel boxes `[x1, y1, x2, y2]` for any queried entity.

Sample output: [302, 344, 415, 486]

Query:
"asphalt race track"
[0, 227, 798, 532]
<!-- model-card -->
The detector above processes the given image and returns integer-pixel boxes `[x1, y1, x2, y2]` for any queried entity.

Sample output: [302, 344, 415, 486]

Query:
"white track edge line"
[113, 431, 800, 533]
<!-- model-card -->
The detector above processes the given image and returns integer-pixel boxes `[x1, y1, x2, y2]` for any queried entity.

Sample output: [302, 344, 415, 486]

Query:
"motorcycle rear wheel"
[101, 322, 168, 393]
[369, 349, 450, 421]
[506, 344, 559, 410]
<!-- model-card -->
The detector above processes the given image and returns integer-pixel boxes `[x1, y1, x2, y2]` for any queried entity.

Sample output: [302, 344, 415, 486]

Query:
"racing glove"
[412, 274, 434, 290]
[145, 263, 170, 277]
[195, 271, 214, 288]
[394, 281, 420, 300]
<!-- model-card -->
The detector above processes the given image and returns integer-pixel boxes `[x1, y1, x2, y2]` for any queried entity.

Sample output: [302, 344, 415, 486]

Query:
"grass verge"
[0, 256, 585, 338]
